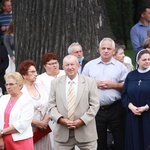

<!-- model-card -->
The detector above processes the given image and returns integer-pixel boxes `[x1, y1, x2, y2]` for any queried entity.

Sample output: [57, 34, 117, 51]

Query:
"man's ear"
[141, 13, 145, 18]
[112, 50, 115, 55]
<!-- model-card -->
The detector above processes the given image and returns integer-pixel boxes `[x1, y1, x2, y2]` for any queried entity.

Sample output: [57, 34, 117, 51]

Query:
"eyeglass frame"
[46, 61, 58, 66]
[27, 70, 37, 74]
[5, 83, 17, 87]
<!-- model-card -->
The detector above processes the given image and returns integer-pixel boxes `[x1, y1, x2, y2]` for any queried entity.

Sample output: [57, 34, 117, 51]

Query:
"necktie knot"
[69, 80, 73, 84]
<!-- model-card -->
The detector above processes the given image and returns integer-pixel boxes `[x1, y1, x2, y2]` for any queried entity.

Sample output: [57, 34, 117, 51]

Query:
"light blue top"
[82, 57, 128, 106]
[130, 21, 150, 53]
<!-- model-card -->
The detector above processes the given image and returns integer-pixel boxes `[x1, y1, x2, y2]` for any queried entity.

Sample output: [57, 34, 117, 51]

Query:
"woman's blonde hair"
[4, 72, 24, 86]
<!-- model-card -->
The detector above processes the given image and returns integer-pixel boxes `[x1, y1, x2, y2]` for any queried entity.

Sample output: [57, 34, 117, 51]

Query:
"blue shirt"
[0, 13, 12, 41]
[82, 57, 128, 106]
[130, 21, 150, 53]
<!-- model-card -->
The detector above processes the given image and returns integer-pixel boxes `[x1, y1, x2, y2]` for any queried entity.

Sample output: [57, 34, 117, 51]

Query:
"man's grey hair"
[68, 42, 82, 54]
[99, 38, 115, 50]
[63, 55, 79, 65]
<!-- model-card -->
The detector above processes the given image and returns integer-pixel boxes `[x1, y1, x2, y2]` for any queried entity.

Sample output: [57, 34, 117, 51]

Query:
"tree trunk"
[13, 0, 114, 72]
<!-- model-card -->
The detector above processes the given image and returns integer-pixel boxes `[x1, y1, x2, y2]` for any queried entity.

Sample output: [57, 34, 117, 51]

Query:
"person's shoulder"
[0, 44, 5, 49]
[36, 73, 45, 83]
[0, 13, 12, 21]
[4, 34, 10, 41]
[128, 69, 137, 74]
[128, 69, 150, 76]
[0, 13, 8, 18]
[0, 45, 7, 52]
[130, 22, 141, 32]
[21, 93, 29, 98]
[34, 82, 47, 89]
[58, 70, 66, 76]
[127, 70, 137, 78]
[0, 13, 4, 17]
[52, 75, 66, 83]
[131, 21, 141, 27]
[113, 58, 125, 66]
[79, 74, 95, 82]
[0, 94, 10, 101]
[113, 59, 128, 71]
[124, 56, 132, 62]
[20, 93, 32, 103]
[82, 59, 88, 63]
[4, 34, 10, 38]
[37, 72, 46, 78]
[85, 57, 99, 66]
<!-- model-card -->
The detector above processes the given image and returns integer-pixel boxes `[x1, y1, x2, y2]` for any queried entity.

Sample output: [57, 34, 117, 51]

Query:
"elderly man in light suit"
[48, 55, 99, 150]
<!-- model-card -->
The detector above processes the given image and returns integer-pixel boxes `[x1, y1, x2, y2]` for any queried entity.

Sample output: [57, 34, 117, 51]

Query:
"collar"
[66, 73, 78, 84]
[3, 11, 12, 15]
[98, 57, 115, 65]
[138, 67, 150, 73]
[138, 21, 150, 26]
[78, 56, 84, 64]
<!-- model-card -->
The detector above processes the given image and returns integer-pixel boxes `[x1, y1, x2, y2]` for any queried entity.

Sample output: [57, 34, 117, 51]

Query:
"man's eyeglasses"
[5, 83, 17, 87]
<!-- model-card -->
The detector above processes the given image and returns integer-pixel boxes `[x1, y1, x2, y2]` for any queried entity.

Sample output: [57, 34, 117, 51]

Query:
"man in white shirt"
[82, 38, 128, 150]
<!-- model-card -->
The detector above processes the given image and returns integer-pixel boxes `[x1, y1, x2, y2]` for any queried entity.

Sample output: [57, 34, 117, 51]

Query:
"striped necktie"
[68, 81, 75, 120]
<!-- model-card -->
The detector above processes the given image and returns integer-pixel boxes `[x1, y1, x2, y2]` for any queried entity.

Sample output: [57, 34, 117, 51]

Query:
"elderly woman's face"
[44, 59, 59, 75]
[5, 77, 20, 94]
[24, 66, 37, 82]
[114, 48, 125, 63]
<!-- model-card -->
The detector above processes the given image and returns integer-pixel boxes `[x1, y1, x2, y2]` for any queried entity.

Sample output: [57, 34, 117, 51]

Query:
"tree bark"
[13, 0, 114, 72]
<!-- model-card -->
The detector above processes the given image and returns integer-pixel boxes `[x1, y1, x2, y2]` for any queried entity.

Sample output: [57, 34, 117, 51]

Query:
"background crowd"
[0, 1, 150, 150]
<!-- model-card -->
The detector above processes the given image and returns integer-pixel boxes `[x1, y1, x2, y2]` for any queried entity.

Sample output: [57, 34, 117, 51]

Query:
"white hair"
[99, 38, 115, 50]
[67, 42, 82, 54]
[63, 55, 78, 65]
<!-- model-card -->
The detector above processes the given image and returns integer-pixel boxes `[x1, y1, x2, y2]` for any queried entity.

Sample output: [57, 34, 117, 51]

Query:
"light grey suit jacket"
[49, 74, 100, 143]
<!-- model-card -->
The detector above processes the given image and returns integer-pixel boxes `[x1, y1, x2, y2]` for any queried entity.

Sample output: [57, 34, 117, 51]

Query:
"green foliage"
[105, 0, 133, 40]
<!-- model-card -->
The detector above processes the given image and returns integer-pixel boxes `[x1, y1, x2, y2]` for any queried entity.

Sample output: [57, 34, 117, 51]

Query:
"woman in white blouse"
[18, 60, 52, 150]
[36, 52, 65, 94]
[36, 52, 65, 149]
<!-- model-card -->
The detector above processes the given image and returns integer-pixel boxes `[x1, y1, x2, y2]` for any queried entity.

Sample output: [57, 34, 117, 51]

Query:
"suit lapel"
[75, 75, 85, 107]
[59, 76, 68, 111]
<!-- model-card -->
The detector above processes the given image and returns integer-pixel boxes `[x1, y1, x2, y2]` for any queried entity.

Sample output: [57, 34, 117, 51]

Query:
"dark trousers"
[96, 101, 125, 150]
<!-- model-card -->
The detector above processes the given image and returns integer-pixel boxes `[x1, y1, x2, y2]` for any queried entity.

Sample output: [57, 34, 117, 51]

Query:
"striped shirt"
[0, 13, 12, 41]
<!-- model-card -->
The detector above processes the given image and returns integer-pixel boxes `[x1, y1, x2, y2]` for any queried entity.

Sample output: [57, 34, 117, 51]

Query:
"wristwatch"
[0, 129, 4, 136]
